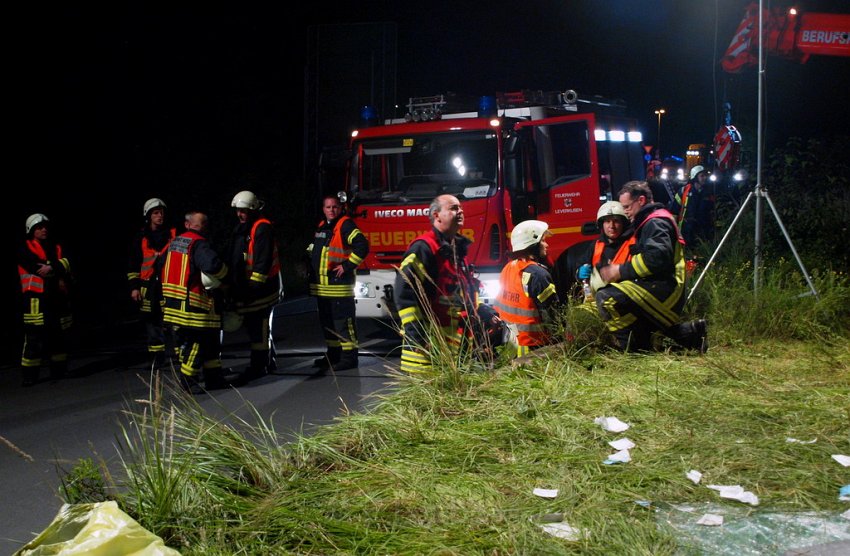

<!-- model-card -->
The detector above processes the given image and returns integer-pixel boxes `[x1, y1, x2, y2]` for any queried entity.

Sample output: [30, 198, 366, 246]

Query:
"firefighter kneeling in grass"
[394, 194, 501, 373]
[596, 180, 708, 353]
[494, 220, 561, 358]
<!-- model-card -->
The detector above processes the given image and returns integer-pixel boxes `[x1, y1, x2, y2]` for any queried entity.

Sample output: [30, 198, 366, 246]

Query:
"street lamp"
[654, 109, 666, 154]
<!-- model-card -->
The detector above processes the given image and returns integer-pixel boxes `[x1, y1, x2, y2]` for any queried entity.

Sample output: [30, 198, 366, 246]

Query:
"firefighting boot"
[666, 319, 709, 354]
[313, 347, 341, 370]
[21, 366, 40, 387]
[177, 372, 205, 395]
[331, 349, 359, 371]
[203, 367, 234, 391]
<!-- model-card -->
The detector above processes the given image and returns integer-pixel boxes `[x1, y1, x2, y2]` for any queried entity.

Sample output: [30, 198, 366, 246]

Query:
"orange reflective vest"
[140, 228, 176, 280]
[495, 259, 549, 347]
[244, 218, 280, 280]
[161, 231, 218, 328]
[592, 236, 635, 267]
[19, 239, 64, 294]
[675, 183, 693, 227]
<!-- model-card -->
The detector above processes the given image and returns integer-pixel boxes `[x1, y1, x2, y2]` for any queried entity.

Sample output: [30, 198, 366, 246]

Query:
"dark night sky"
[4, 1, 849, 345]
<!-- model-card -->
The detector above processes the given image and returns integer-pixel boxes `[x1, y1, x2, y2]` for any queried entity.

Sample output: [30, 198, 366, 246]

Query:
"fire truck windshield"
[350, 130, 498, 204]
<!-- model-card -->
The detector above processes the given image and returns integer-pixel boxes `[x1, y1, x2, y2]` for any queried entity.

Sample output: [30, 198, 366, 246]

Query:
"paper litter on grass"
[697, 513, 724, 526]
[603, 449, 631, 465]
[707, 485, 759, 506]
[687, 470, 703, 484]
[785, 437, 817, 444]
[832, 454, 850, 467]
[533, 487, 558, 498]
[608, 437, 635, 450]
[539, 521, 586, 541]
[594, 416, 630, 432]
[842, 508, 850, 521]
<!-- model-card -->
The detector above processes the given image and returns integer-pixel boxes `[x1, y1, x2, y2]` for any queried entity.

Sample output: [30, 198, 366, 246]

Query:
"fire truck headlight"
[479, 279, 500, 301]
[355, 281, 375, 299]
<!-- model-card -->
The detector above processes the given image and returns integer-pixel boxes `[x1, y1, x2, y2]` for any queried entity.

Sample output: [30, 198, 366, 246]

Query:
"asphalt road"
[0, 296, 400, 554]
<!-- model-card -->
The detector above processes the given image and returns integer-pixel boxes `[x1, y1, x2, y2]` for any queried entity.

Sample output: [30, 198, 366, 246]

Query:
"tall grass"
[61, 262, 850, 554]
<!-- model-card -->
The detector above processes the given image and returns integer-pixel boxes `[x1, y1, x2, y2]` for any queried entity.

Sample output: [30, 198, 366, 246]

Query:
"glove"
[577, 264, 592, 280]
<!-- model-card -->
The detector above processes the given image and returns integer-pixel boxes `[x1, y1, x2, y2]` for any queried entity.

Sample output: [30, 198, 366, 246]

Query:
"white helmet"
[231, 190, 260, 210]
[143, 197, 167, 217]
[26, 213, 49, 234]
[689, 165, 707, 180]
[200, 272, 221, 290]
[596, 201, 627, 225]
[510, 220, 550, 252]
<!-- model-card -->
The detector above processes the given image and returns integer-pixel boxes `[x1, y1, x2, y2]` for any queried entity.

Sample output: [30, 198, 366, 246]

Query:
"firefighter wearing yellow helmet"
[225, 190, 282, 385]
[494, 219, 561, 358]
[18, 213, 74, 386]
[127, 198, 177, 371]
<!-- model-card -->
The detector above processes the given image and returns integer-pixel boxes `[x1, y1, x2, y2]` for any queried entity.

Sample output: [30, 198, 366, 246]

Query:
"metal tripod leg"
[762, 190, 818, 298]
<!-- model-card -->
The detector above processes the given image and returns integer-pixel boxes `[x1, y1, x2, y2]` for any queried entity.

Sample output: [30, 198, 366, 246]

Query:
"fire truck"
[339, 90, 646, 319]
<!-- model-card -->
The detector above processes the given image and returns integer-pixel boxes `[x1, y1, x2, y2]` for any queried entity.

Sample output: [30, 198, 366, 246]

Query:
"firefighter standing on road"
[597, 181, 707, 352]
[161, 211, 231, 393]
[494, 220, 560, 358]
[226, 190, 282, 385]
[17, 214, 73, 386]
[394, 194, 500, 373]
[670, 165, 715, 248]
[307, 194, 369, 371]
[127, 198, 176, 371]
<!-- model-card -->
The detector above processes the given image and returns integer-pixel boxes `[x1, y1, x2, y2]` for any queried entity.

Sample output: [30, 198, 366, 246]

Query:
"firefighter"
[127, 198, 176, 371]
[577, 201, 635, 299]
[307, 194, 369, 371]
[597, 181, 707, 352]
[226, 190, 283, 384]
[161, 211, 231, 393]
[494, 220, 560, 358]
[394, 194, 500, 373]
[670, 165, 715, 249]
[17, 214, 73, 386]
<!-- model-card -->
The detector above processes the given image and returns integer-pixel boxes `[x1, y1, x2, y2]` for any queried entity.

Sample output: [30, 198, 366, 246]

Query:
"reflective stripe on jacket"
[19, 240, 67, 294]
[161, 232, 220, 328]
[495, 259, 549, 347]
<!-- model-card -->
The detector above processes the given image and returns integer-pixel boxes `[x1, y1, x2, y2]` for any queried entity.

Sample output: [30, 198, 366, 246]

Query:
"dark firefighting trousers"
[21, 299, 71, 382]
[316, 296, 358, 365]
[595, 282, 685, 352]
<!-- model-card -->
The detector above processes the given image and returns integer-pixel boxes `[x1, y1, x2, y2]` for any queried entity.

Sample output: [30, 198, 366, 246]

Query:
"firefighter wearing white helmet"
[161, 210, 234, 393]
[494, 220, 561, 357]
[577, 201, 635, 298]
[128, 197, 177, 371]
[671, 164, 715, 248]
[225, 190, 282, 385]
[18, 212, 73, 386]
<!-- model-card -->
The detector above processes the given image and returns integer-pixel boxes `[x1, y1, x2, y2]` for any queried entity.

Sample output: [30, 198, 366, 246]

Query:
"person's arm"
[525, 265, 560, 325]
[248, 221, 274, 285]
[193, 240, 228, 283]
[394, 240, 434, 346]
[127, 233, 143, 300]
[618, 218, 676, 281]
[342, 220, 369, 273]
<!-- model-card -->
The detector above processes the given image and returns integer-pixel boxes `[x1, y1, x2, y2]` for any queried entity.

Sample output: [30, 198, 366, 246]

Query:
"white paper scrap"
[842, 508, 850, 521]
[533, 488, 559, 498]
[831, 454, 850, 467]
[603, 449, 631, 465]
[594, 416, 630, 433]
[696, 513, 724, 526]
[785, 437, 817, 444]
[686, 470, 703, 484]
[707, 484, 759, 506]
[609, 437, 636, 451]
[539, 522, 585, 541]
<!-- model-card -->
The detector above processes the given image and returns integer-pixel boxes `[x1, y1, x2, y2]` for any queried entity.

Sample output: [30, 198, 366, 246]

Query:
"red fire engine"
[339, 90, 646, 318]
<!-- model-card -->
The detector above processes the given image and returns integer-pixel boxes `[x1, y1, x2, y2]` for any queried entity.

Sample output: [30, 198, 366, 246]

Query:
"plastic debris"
[707, 485, 759, 506]
[608, 437, 635, 450]
[539, 522, 586, 541]
[832, 454, 850, 467]
[840, 485, 850, 502]
[687, 470, 703, 484]
[594, 416, 630, 432]
[842, 509, 850, 521]
[533, 487, 558, 498]
[785, 437, 817, 444]
[697, 513, 724, 526]
[635, 500, 652, 508]
[603, 449, 631, 465]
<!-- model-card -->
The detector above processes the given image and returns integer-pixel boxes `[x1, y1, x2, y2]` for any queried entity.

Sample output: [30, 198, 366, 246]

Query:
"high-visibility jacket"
[592, 237, 634, 267]
[19, 239, 70, 294]
[161, 231, 225, 329]
[308, 215, 368, 298]
[495, 259, 553, 347]
[140, 229, 176, 281]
